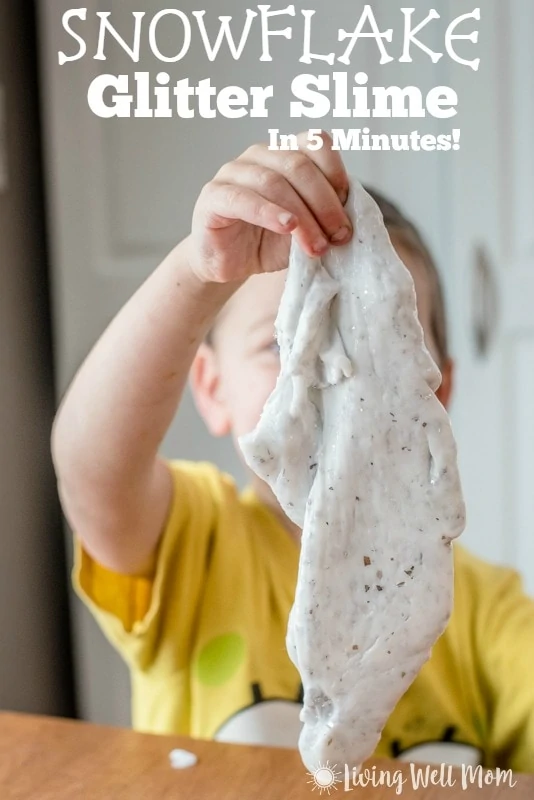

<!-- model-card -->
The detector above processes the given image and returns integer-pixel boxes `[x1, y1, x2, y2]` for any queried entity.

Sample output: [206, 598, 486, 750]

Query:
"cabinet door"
[444, 0, 534, 593]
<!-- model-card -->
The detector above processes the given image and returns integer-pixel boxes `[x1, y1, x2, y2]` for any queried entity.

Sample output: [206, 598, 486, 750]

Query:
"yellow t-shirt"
[74, 460, 534, 772]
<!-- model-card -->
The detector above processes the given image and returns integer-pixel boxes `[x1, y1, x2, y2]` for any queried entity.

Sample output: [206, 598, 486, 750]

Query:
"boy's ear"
[436, 357, 454, 409]
[189, 343, 231, 437]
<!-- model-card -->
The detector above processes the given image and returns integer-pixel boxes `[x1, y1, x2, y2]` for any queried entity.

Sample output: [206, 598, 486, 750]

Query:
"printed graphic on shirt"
[215, 682, 303, 747]
[195, 633, 247, 686]
[215, 682, 483, 767]
[392, 726, 483, 766]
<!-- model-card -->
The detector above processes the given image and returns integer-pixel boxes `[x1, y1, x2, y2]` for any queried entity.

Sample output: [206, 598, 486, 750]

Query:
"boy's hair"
[364, 185, 449, 364]
[206, 186, 449, 364]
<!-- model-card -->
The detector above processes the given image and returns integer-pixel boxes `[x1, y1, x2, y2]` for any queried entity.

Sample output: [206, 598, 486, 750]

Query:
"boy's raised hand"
[189, 131, 353, 284]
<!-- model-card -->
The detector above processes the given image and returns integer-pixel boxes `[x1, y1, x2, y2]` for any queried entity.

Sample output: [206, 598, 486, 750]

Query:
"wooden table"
[0, 713, 532, 799]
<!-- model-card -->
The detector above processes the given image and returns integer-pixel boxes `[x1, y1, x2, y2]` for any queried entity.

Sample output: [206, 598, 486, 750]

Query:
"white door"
[37, 0, 534, 726]
[445, 0, 534, 592]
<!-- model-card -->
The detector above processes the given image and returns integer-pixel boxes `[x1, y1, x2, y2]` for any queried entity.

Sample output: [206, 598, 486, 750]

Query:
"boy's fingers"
[198, 181, 299, 238]
[295, 130, 350, 206]
[214, 162, 332, 257]
[238, 144, 353, 246]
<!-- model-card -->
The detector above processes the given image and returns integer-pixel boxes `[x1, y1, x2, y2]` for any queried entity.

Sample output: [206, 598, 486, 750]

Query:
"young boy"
[52, 132, 534, 771]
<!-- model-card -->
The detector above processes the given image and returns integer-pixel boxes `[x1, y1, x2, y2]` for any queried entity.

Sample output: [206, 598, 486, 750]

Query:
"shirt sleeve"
[480, 563, 534, 771]
[73, 460, 224, 674]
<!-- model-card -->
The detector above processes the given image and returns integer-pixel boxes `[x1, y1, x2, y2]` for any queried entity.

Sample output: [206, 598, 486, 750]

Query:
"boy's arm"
[52, 131, 353, 577]
[52, 239, 235, 575]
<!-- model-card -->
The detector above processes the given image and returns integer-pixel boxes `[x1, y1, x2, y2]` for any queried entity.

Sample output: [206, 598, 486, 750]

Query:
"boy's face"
[191, 236, 453, 462]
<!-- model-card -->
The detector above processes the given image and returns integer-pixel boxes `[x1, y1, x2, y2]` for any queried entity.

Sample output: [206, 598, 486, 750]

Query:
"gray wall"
[0, 1, 73, 716]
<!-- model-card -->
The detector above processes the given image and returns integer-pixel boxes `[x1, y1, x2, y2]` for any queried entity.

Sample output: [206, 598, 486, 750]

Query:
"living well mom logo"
[306, 762, 518, 794]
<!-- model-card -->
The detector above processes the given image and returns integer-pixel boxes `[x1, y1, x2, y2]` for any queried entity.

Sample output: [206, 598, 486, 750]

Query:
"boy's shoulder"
[452, 541, 532, 630]
[166, 458, 240, 505]
[453, 541, 521, 587]
[164, 458, 283, 538]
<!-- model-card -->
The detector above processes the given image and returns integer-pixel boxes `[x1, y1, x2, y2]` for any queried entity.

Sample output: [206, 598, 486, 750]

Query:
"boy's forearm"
[53, 236, 236, 493]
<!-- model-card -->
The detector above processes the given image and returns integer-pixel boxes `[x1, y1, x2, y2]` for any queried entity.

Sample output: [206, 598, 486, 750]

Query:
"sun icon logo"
[307, 761, 343, 794]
